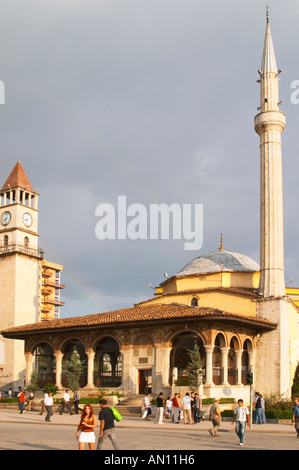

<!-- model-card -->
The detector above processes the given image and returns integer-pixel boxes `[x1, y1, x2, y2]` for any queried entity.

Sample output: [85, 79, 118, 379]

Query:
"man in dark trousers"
[96, 399, 120, 450]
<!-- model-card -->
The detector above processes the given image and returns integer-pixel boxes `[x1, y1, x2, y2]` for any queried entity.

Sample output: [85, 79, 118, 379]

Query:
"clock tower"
[0, 162, 43, 388]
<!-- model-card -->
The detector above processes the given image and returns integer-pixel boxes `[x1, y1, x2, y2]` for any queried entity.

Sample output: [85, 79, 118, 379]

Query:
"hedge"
[0, 398, 18, 403]
[221, 409, 293, 419]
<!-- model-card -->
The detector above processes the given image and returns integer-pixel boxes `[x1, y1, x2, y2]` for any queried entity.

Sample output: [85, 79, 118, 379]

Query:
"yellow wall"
[146, 270, 260, 318]
[161, 271, 260, 295]
[143, 290, 257, 317]
[288, 302, 299, 386]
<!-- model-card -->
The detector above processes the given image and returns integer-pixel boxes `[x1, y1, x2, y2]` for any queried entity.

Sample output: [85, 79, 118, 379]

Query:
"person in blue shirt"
[292, 398, 299, 438]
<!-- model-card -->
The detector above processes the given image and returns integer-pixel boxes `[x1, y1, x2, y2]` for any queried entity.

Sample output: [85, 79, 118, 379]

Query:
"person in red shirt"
[17, 389, 26, 414]
[172, 393, 181, 423]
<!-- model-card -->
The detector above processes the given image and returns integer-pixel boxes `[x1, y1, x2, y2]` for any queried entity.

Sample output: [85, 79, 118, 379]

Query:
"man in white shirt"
[231, 399, 250, 446]
[44, 392, 54, 422]
[182, 392, 194, 424]
[59, 389, 73, 415]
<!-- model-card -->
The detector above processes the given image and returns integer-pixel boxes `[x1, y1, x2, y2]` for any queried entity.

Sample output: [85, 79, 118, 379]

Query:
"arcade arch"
[94, 337, 122, 388]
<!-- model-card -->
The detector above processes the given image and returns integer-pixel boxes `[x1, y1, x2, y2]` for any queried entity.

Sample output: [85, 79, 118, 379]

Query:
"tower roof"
[1, 162, 34, 192]
[261, 17, 278, 74]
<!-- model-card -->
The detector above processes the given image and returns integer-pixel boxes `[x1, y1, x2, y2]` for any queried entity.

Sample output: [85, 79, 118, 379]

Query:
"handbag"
[110, 407, 123, 422]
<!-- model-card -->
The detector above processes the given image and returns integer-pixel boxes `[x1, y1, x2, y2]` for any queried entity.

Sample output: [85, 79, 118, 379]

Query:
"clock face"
[23, 213, 33, 227]
[1, 211, 11, 226]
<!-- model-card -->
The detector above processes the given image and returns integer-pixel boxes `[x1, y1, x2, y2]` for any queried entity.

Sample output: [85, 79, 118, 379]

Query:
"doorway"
[138, 369, 152, 395]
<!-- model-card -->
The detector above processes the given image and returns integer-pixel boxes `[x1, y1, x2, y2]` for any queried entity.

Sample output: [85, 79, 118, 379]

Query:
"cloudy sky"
[1, 0, 299, 318]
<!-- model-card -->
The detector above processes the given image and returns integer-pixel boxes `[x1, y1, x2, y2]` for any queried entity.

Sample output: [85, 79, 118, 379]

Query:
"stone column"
[220, 347, 229, 385]
[204, 345, 214, 386]
[85, 349, 95, 388]
[248, 350, 255, 380]
[121, 346, 134, 395]
[153, 346, 165, 394]
[235, 350, 243, 386]
[24, 352, 34, 386]
[54, 351, 63, 389]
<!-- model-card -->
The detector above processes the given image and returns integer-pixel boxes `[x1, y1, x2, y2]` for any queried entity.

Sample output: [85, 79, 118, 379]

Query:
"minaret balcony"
[254, 110, 286, 134]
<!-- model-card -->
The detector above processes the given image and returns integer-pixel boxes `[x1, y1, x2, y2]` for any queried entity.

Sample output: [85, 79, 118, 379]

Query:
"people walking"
[253, 392, 263, 424]
[59, 389, 73, 415]
[172, 393, 181, 423]
[292, 397, 299, 438]
[142, 393, 152, 421]
[166, 396, 173, 420]
[182, 392, 193, 424]
[260, 394, 266, 423]
[232, 399, 250, 446]
[44, 392, 54, 422]
[40, 392, 47, 415]
[73, 390, 82, 414]
[208, 398, 221, 437]
[27, 391, 34, 411]
[17, 389, 26, 414]
[76, 404, 97, 450]
[193, 393, 203, 423]
[96, 399, 120, 450]
[154, 392, 164, 424]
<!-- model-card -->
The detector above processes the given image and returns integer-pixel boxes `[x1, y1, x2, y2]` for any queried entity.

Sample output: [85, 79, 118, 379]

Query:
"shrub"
[174, 379, 190, 386]
[0, 398, 18, 403]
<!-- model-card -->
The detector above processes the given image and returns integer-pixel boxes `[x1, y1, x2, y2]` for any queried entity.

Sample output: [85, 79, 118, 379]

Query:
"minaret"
[254, 12, 290, 397]
[254, 11, 286, 298]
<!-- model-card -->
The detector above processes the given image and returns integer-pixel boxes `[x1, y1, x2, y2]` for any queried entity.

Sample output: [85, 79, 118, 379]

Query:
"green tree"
[186, 343, 204, 391]
[44, 383, 59, 396]
[292, 363, 299, 399]
[62, 347, 86, 392]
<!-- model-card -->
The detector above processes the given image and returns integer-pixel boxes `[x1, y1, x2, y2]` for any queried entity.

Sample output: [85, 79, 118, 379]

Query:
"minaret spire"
[260, 13, 278, 76]
[255, 13, 286, 298]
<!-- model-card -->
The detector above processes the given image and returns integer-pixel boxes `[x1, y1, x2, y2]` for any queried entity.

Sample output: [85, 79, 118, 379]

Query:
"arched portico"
[94, 337, 122, 388]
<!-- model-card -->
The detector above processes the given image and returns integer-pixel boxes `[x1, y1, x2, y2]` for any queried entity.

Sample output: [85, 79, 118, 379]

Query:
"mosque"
[1, 14, 299, 401]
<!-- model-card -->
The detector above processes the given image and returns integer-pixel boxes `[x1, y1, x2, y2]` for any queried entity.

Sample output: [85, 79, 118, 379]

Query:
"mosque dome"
[177, 247, 260, 278]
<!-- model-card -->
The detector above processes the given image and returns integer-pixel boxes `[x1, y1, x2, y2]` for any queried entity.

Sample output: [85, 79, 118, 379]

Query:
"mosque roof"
[176, 248, 260, 278]
[0, 304, 276, 339]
